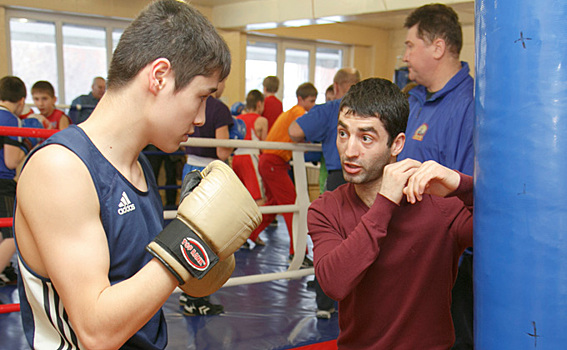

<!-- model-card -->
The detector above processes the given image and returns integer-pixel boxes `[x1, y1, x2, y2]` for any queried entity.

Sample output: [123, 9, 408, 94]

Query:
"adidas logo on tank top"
[118, 191, 136, 215]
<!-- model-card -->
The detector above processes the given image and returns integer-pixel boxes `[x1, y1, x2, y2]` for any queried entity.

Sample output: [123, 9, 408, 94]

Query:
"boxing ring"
[0, 125, 321, 313]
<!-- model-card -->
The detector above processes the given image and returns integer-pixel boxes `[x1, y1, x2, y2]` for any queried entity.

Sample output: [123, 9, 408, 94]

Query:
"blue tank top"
[16, 125, 167, 349]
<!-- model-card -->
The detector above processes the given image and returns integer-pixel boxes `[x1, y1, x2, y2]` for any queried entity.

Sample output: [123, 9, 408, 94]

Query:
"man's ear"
[149, 58, 172, 95]
[432, 38, 446, 60]
[296, 96, 304, 108]
[333, 82, 340, 97]
[390, 133, 406, 157]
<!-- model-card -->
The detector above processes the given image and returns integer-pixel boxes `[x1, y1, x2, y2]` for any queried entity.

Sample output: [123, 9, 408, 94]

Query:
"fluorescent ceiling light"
[246, 22, 278, 30]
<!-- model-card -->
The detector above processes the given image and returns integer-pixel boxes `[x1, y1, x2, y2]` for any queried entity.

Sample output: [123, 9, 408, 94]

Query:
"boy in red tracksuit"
[261, 76, 283, 131]
[248, 83, 317, 261]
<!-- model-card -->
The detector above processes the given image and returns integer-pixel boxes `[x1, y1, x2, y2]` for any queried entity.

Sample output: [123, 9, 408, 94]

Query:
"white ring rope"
[2, 125, 322, 289]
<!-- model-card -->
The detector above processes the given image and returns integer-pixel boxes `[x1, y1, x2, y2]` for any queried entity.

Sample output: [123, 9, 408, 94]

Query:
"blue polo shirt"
[399, 62, 474, 176]
[295, 99, 342, 171]
[69, 92, 100, 124]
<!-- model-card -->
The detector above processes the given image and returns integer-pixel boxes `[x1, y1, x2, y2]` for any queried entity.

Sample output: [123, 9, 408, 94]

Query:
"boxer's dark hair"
[339, 78, 409, 146]
[245, 90, 264, 110]
[0, 76, 26, 102]
[107, 0, 231, 92]
[405, 3, 463, 57]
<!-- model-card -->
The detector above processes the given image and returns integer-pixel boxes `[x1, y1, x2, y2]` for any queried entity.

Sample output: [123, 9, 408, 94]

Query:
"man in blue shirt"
[398, 4, 474, 349]
[69, 76, 106, 124]
[289, 67, 360, 318]
[289, 68, 360, 192]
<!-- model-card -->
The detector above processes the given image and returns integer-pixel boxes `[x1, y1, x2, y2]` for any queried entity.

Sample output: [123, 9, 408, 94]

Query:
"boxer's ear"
[149, 58, 172, 95]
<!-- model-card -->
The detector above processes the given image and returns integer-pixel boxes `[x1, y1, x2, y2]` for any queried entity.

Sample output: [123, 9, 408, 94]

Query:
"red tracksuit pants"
[249, 153, 297, 255]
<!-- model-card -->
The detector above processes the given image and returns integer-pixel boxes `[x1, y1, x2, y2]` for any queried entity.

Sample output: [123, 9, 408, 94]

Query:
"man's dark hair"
[262, 76, 279, 93]
[0, 76, 26, 102]
[107, 0, 231, 92]
[404, 3, 463, 57]
[339, 78, 409, 146]
[296, 83, 317, 99]
[246, 89, 264, 110]
[31, 81, 56, 97]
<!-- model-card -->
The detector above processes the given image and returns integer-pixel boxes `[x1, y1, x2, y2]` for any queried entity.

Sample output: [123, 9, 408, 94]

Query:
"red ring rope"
[0, 218, 12, 227]
[0, 303, 20, 313]
[0, 126, 58, 139]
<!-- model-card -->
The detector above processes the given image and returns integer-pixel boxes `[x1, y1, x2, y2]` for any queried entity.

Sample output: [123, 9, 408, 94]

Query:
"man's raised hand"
[403, 160, 460, 204]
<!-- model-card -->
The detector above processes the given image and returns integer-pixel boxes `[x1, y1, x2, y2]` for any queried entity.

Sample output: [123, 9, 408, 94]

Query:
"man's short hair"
[31, 81, 55, 97]
[339, 78, 409, 146]
[262, 76, 279, 93]
[326, 84, 334, 95]
[0, 76, 26, 102]
[107, 0, 231, 92]
[404, 3, 463, 57]
[246, 89, 264, 110]
[92, 77, 105, 85]
[333, 68, 361, 87]
[296, 83, 317, 99]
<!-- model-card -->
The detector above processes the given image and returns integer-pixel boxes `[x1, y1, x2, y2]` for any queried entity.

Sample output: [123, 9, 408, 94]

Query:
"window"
[283, 48, 310, 110]
[112, 29, 124, 53]
[315, 47, 342, 104]
[62, 24, 107, 105]
[245, 41, 277, 95]
[245, 36, 348, 109]
[7, 9, 129, 106]
[9, 18, 58, 104]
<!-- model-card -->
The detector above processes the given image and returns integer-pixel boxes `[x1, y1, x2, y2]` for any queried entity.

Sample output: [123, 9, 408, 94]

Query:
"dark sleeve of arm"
[448, 171, 473, 207]
[213, 101, 234, 130]
[308, 194, 397, 301]
[446, 172, 473, 248]
[68, 96, 80, 124]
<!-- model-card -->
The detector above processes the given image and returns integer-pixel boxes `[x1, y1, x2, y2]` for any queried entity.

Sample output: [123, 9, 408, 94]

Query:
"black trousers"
[451, 251, 474, 349]
[145, 145, 179, 208]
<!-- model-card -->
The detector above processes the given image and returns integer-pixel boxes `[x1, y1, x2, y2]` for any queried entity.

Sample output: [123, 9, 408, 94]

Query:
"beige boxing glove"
[146, 160, 261, 296]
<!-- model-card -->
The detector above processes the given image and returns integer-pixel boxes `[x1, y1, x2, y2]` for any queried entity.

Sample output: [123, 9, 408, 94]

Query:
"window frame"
[5, 8, 130, 105]
[246, 34, 350, 103]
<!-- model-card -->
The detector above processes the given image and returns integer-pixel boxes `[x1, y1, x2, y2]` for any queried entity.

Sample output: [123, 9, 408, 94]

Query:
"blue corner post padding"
[474, 0, 567, 348]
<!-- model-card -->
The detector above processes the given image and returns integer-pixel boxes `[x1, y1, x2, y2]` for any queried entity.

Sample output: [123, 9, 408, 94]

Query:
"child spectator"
[262, 76, 283, 131]
[232, 90, 269, 224]
[248, 83, 317, 260]
[31, 80, 70, 130]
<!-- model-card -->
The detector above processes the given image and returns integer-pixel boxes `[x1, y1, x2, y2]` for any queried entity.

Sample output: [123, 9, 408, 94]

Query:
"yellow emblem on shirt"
[412, 123, 428, 141]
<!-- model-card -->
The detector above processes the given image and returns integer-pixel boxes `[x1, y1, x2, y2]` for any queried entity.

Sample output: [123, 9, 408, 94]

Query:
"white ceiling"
[189, 0, 475, 30]
[348, 3, 475, 29]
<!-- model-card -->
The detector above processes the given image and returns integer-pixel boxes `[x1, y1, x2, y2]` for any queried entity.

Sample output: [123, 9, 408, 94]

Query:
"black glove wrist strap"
[151, 218, 219, 281]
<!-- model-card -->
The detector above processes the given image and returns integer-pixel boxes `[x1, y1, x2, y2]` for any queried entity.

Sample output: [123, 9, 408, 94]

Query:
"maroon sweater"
[308, 173, 473, 350]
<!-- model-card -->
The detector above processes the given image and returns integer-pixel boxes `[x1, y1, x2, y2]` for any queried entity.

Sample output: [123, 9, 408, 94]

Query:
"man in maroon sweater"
[308, 78, 473, 349]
